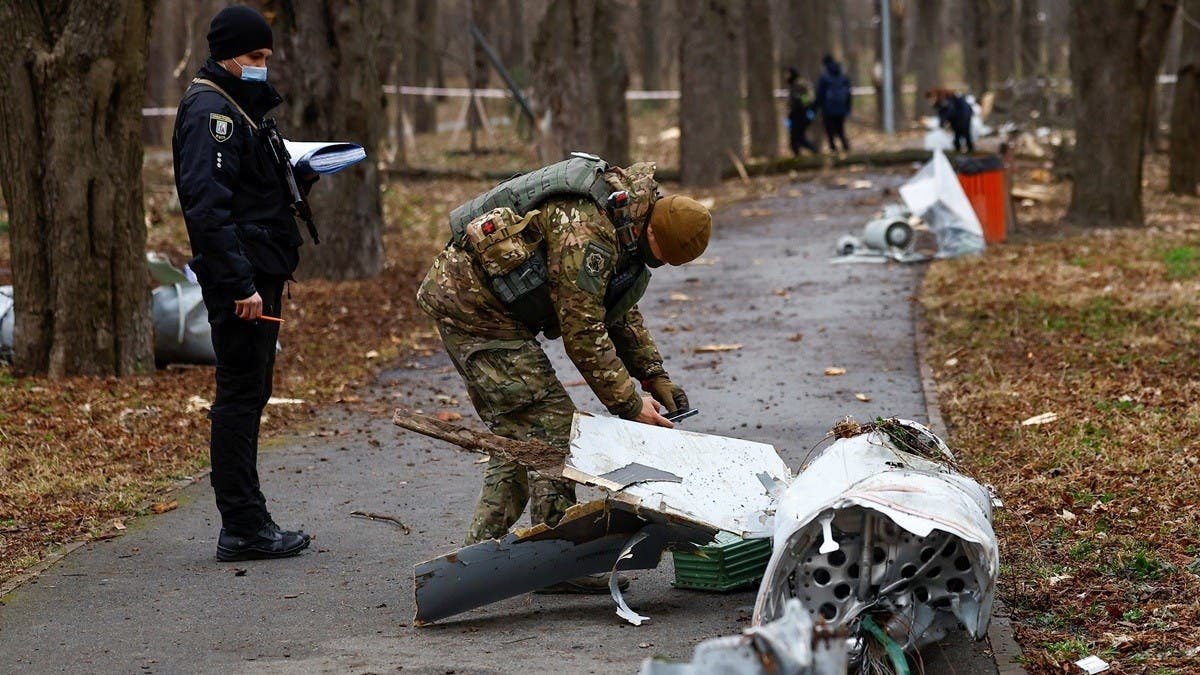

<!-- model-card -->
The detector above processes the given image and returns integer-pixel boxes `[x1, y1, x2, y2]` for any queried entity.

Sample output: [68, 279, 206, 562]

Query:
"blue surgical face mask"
[236, 58, 268, 82]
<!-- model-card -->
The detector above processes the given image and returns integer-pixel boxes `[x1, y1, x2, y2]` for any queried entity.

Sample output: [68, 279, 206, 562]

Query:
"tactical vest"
[449, 154, 650, 336]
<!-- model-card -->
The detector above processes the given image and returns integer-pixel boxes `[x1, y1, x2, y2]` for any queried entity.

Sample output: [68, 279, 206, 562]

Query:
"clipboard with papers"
[283, 140, 367, 175]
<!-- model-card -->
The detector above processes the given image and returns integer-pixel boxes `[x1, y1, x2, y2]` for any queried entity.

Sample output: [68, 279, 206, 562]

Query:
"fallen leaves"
[824, 367, 846, 376]
[436, 410, 463, 422]
[150, 501, 179, 515]
[921, 157, 1200, 673]
[694, 343, 742, 353]
[668, 292, 692, 302]
[854, 393, 871, 402]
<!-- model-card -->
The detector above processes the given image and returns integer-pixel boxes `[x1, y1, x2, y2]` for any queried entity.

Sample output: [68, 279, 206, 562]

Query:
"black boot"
[217, 521, 310, 562]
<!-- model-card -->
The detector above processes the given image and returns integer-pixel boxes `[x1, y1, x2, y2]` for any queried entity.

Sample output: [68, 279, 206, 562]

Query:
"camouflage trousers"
[437, 323, 577, 544]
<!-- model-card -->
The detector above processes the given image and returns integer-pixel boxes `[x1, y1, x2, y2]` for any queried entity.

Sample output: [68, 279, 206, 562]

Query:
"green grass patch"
[1163, 246, 1200, 280]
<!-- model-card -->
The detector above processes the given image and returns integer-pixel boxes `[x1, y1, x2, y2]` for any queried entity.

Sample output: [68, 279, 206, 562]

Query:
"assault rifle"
[260, 117, 320, 244]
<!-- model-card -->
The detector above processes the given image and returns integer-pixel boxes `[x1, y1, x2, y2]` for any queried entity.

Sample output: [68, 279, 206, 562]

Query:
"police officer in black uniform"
[173, 6, 314, 561]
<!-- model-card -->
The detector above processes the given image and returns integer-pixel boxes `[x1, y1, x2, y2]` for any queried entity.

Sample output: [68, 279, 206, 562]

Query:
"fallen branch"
[350, 510, 412, 534]
[392, 405, 566, 474]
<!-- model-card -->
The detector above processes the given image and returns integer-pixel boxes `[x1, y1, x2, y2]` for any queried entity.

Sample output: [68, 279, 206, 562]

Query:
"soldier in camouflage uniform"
[417, 158, 711, 591]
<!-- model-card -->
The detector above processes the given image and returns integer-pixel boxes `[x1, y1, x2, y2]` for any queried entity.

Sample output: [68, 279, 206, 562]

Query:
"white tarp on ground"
[565, 414, 791, 538]
[899, 149, 986, 257]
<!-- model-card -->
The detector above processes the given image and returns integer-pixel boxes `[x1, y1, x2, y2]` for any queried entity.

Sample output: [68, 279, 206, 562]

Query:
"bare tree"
[680, 0, 742, 186]
[1044, 0, 1068, 77]
[532, 0, 598, 161]
[500, 0, 529, 77]
[592, 0, 631, 165]
[991, 0, 1017, 85]
[412, 0, 439, 134]
[962, 0, 991, 95]
[0, 2, 155, 376]
[1019, 0, 1044, 77]
[264, 0, 386, 280]
[785, 0, 831, 78]
[638, 0, 665, 90]
[745, 0, 780, 158]
[1169, 0, 1200, 194]
[1067, 0, 1178, 228]
[912, 0, 943, 118]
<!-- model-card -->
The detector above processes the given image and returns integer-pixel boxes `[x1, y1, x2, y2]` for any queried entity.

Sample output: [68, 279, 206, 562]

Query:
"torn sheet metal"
[564, 414, 791, 538]
[755, 419, 997, 661]
[612, 530, 653, 625]
[640, 600, 851, 675]
[0, 286, 13, 362]
[152, 282, 216, 365]
[413, 499, 713, 625]
[899, 150, 985, 257]
[636, 420, 997, 673]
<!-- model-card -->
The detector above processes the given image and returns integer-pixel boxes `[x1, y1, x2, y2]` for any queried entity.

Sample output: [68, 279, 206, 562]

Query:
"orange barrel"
[953, 155, 1010, 244]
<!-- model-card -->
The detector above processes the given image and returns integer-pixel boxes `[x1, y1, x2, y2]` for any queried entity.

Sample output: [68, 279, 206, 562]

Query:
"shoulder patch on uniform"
[209, 113, 234, 143]
[576, 241, 613, 295]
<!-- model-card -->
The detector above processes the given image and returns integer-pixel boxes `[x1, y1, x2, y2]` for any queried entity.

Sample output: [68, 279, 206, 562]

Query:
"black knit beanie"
[207, 6, 273, 60]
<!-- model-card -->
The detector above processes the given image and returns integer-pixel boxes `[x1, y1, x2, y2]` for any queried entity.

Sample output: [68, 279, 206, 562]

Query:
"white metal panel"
[565, 414, 791, 538]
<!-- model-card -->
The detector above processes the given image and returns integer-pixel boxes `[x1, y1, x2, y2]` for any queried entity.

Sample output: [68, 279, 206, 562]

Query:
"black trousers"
[789, 115, 818, 155]
[202, 277, 284, 535]
[952, 123, 974, 153]
[823, 114, 850, 152]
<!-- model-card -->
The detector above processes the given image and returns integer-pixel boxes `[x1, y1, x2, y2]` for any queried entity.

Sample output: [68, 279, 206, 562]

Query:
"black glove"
[641, 374, 688, 413]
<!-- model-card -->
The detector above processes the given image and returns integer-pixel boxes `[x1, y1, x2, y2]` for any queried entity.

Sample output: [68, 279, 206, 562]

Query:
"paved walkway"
[0, 172, 999, 674]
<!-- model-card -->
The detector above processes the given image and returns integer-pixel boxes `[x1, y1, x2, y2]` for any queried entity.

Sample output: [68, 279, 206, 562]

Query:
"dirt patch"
[921, 156, 1200, 672]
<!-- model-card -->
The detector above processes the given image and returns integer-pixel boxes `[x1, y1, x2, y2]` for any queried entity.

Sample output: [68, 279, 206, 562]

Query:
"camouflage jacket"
[418, 198, 665, 420]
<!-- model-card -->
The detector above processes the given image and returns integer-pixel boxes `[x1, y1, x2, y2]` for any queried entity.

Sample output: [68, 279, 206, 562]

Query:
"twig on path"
[350, 510, 412, 535]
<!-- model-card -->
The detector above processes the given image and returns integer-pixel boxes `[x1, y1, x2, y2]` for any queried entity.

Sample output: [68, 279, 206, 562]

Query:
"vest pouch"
[491, 251, 555, 334]
[463, 207, 541, 277]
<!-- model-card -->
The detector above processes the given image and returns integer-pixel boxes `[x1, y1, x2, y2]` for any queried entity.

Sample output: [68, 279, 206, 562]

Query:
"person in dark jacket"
[815, 54, 853, 153]
[929, 88, 975, 153]
[786, 67, 818, 155]
[172, 5, 316, 562]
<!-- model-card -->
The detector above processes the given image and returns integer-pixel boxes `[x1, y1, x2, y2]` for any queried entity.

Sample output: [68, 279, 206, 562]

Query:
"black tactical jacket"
[172, 59, 304, 298]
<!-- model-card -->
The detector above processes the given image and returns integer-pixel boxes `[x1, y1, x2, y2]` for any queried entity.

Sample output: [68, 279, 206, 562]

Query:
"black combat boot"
[217, 521, 310, 562]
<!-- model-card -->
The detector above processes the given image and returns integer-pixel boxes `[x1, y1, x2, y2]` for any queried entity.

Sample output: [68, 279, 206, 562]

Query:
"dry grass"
[921, 156, 1200, 672]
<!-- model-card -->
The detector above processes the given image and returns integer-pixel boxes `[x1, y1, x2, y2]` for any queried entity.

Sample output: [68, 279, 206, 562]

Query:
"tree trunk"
[991, 0, 1016, 85]
[912, 0, 943, 119]
[786, 0, 830, 79]
[467, 1, 495, 146]
[500, 0, 528, 78]
[745, 0, 780, 158]
[0, 2, 155, 377]
[532, 0, 598, 162]
[1044, 0, 1066, 76]
[1019, 0, 1043, 77]
[412, 0, 439, 134]
[1067, 0, 1178, 228]
[638, 0, 665, 90]
[591, 1, 631, 166]
[963, 0, 991, 94]
[680, 0, 741, 186]
[266, 0, 386, 280]
[1169, 0, 1200, 195]
[837, 0, 860, 83]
